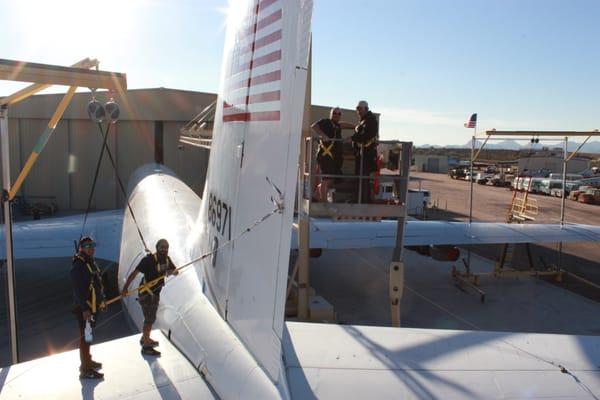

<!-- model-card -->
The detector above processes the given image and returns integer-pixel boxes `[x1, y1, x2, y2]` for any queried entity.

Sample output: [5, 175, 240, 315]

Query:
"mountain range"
[418, 140, 600, 154]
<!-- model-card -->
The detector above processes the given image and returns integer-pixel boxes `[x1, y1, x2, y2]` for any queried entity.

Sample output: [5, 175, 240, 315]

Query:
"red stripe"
[240, 29, 282, 55]
[242, 9, 282, 37]
[225, 90, 280, 108]
[223, 111, 280, 122]
[259, 0, 278, 10]
[235, 50, 281, 74]
[229, 70, 281, 91]
[257, 9, 281, 30]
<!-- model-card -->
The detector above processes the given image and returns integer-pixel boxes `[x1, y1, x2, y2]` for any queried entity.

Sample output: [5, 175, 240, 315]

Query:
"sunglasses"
[332, 112, 342, 116]
[82, 243, 96, 249]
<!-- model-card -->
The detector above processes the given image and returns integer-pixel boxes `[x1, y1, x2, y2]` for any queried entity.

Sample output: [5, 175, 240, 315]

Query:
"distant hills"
[418, 140, 600, 154]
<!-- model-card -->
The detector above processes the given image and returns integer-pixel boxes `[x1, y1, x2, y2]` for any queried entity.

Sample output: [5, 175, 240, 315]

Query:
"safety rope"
[80, 122, 111, 240]
[94, 121, 150, 253]
[106, 205, 282, 306]
[4, 200, 283, 387]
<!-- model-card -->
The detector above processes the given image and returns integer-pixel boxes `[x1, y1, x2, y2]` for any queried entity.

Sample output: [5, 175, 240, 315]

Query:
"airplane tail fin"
[198, 0, 313, 383]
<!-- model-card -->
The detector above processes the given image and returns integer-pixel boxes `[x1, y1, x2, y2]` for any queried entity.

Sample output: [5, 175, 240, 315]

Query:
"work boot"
[139, 338, 159, 347]
[141, 346, 161, 356]
[79, 369, 104, 380]
[89, 360, 102, 370]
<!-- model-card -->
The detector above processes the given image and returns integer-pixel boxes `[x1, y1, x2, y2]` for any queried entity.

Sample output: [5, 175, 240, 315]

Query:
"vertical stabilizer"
[198, 0, 313, 382]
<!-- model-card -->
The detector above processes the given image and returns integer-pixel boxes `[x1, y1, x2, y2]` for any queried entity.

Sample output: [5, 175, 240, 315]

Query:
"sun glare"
[14, 0, 142, 64]
[219, 0, 249, 34]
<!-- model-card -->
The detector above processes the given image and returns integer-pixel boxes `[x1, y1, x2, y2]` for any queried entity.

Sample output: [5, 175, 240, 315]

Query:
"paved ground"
[310, 247, 600, 335]
[409, 172, 600, 300]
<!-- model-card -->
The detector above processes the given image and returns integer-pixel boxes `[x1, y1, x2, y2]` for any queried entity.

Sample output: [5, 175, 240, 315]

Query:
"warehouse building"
[413, 154, 451, 173]
[518, 153, 591, 175]
[0, 88, 361, 213]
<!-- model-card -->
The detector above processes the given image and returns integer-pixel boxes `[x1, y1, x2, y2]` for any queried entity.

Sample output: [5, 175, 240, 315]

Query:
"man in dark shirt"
[311, 107, 354, 201]
[122, 238, 178, 356]
[350, 100, 379, 203]
[71, 236, 106, 379]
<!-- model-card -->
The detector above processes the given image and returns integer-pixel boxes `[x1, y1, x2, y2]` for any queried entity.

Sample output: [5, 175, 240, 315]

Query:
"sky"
[0, 0, 599, 146]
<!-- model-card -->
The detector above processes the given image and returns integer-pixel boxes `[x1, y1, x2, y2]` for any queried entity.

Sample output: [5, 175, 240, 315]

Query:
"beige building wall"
[1, 88, 215, 212]
[518, 156, 590, 174]
[1, 89, 370, 213]
[68, 119, 117, 210]
[413, 154, 450, 173]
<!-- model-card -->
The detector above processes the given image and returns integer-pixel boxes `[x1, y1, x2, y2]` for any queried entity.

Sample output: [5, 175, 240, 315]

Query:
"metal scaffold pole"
[558, 136, 568, 270]
[467, 131, 475, 268]
[0, 106, 19, 364]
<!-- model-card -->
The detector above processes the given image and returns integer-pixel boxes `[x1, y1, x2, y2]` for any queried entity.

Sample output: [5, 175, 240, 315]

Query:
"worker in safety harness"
[311, 107, 354, 201]
[70, 235, 106, 379]
[350, 100, 378, 203]
[122, 238, 178, 356]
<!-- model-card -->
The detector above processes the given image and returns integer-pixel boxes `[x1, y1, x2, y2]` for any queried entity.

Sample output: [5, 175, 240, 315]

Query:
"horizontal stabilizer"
[0, 330, 216, 399]
[292, 219, 600, 249]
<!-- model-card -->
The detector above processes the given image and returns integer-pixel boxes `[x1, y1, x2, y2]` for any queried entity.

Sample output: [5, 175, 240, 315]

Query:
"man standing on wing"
[122, 238, 178, 356]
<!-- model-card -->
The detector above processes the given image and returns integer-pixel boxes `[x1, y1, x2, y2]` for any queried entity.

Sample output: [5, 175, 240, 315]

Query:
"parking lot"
[410, 171, 600, 300]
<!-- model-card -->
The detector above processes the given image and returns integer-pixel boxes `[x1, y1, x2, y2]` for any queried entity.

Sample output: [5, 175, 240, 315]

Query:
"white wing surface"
[284, 322, 600, 399]
[0, 331, 216, 400]
[0, 210, 122, 261]
[293, 219, 600, 249]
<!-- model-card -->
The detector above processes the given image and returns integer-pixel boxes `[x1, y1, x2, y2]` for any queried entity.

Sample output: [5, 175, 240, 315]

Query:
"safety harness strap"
[320, 141, 334, 158]
[139, 254, 171, 296]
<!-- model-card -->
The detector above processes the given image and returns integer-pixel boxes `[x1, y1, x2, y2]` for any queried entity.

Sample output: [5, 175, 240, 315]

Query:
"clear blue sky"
[1, 0, 599, 146]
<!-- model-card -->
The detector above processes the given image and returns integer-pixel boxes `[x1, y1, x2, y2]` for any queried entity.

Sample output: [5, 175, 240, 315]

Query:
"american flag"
[223, 0, 282, 123]
[464, 113, 477, 129]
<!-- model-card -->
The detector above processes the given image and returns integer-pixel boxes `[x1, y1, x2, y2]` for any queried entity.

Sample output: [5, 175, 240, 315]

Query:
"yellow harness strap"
[320, 141, 334, 158]
[77, 255, 98, 313]
[140, 253, 170, 296]
[364, 138, 377, 149]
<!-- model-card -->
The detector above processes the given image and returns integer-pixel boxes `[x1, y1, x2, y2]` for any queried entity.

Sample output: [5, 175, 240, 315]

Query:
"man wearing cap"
[122, 238, 178, 356]
[351, 100, 379, 203]
[311, 107, 354, 201]
[71, 236, 106, 379]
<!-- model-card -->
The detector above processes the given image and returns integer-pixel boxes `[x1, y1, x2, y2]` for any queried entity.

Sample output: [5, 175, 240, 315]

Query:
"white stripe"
[257, 1, 280, 20]
[236, 39, 281, 65]
[235, 19, 282, 58]
[246, 101, 280, 113]
[222, 105, 248, 116]
[228, 60, 281, 84]
[247, 81, 280, 96]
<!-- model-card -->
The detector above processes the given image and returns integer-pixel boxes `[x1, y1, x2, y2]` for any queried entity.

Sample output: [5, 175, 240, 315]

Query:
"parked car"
[448, 168, 467, 180]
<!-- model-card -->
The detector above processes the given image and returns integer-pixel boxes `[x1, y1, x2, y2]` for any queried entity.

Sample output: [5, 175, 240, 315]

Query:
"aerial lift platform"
[290, 136, 412, 327]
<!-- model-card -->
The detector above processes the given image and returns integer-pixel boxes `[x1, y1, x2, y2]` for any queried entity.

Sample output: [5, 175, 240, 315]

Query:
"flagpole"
[469, 131, 475, 224]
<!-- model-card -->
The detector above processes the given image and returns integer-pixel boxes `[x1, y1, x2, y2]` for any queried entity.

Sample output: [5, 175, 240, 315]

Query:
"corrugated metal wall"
[0, 89, 365, 212]
[0, 89, 214, 212]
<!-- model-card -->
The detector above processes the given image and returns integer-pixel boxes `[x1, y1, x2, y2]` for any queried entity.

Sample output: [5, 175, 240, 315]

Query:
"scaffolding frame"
[461, 129, 600, 289]
[294, 137, 412, 326]
[0, 58, 126, 364]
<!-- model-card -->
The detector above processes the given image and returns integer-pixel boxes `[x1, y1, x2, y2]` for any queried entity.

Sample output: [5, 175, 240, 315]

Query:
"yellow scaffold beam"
[0, 58, 99, 106]
[0, 58, 126, 92]
[8, 86, 77, 200]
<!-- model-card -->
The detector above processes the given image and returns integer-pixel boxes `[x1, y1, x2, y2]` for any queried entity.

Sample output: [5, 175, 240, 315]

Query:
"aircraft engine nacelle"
[406, 245, 460, 262]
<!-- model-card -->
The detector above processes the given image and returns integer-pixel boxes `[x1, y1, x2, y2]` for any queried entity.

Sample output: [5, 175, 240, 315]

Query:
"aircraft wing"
[292, 219, 600, 249]
[283, 322, 600, 399]
[0, 330, 216, 399]
[0, 210, 122, 262]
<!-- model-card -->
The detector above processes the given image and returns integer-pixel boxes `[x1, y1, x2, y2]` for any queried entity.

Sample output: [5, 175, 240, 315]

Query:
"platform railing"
[301, 137, 412, 218]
